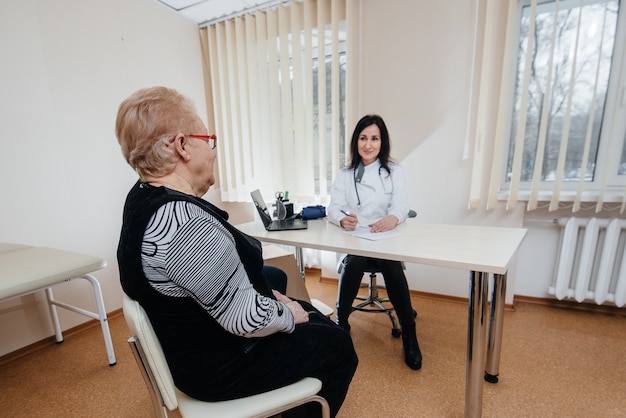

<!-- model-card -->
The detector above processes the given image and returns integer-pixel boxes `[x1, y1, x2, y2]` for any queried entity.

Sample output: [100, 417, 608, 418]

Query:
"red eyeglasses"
[187, 134, 217, 149]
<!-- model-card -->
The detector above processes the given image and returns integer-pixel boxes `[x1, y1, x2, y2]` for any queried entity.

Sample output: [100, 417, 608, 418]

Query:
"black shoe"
[402, 326, 422, 370]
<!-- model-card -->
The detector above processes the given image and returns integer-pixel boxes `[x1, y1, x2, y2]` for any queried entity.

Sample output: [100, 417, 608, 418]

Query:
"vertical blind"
[199, 0, 355, 202]
[469, 0, 623, 213]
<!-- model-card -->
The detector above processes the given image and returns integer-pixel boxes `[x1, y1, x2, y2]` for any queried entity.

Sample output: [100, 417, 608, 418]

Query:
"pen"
[340, 209, 351, 217]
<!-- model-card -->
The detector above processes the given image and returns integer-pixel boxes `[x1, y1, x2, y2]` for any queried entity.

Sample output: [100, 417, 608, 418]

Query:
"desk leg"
[465, 271, 488, 418]
[485, 273, 507, 383]
[295, 246, 305, 278]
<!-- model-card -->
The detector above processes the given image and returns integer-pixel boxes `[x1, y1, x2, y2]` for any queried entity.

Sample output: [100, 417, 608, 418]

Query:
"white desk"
[0, 244, 116, 366]
[237, 219, 527, 417]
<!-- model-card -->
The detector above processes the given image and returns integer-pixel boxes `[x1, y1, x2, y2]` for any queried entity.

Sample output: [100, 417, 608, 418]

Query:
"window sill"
[497, 190, 626, 203]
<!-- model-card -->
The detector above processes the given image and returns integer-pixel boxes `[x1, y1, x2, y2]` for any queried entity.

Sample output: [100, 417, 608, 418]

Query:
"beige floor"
[1, 271, 625, 417]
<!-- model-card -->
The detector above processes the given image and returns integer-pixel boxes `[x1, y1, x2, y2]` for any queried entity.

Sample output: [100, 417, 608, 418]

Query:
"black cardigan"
[117, 181, 274, 400]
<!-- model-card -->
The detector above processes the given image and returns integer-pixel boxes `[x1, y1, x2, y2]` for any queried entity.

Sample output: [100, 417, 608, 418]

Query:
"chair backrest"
[122, 293, 178, 410]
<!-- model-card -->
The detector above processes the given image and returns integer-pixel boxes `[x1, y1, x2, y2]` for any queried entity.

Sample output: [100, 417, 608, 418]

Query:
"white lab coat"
[327, 158, 409, 228]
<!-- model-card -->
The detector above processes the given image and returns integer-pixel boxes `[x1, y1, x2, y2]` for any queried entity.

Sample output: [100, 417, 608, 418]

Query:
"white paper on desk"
[340, 226, 401, 241]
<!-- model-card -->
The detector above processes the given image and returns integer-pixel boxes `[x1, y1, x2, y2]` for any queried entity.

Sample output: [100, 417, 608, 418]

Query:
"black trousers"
[218, 300, 358, 418]
[337, 255, 415, 327]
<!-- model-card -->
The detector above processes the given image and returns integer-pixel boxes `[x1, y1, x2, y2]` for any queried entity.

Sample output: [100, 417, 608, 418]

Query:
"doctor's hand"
[340, 213, 359, 231]
[369, 215, 399, 233]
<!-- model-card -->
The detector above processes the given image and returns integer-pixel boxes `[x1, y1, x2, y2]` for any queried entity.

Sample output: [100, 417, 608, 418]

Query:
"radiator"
[548, 217, 626, 307]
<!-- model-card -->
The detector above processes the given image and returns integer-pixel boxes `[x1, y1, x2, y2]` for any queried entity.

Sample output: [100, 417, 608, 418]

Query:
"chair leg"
[128, 337, 169, 418]
[253, 394, 330, 418]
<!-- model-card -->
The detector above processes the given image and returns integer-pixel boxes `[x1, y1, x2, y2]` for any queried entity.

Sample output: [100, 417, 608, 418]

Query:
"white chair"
[311, 298, 334, 317]
[122, 294, 330, 418]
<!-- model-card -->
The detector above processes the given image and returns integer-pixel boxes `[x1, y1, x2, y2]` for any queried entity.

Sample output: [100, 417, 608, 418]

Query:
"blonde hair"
[115, 86, 198, 178]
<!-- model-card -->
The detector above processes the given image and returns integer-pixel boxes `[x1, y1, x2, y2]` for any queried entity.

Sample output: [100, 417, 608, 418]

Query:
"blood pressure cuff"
[301, 205, 326, 220]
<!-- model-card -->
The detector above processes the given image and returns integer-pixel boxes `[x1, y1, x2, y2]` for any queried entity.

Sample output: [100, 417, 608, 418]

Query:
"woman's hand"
[286, 300, 310, 324]
[272, 289, 291, 304]
[274, 290, 308, 324]
[369, 215, 399, 233]
[340, 213, 359, 231]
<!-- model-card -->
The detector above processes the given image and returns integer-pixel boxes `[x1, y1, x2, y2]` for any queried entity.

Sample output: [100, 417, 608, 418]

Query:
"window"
[313, 49, 347, 195]
[470, 0, 626, 211]
[506, 0, 623, 186]
[199, 0, 352, 202]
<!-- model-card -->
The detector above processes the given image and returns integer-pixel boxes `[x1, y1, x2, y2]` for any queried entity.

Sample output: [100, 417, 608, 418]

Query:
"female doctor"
[327, 114, 422, 370]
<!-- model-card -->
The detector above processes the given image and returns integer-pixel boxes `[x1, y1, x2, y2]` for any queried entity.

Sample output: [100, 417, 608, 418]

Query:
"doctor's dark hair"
[348, 114, 394, 174]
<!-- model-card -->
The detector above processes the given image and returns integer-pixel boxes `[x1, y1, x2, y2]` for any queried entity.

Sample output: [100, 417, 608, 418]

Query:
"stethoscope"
[353, 162, 394, 208]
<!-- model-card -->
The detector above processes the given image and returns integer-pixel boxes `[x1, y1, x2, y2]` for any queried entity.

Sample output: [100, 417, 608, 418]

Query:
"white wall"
[0, 0, 208, 356]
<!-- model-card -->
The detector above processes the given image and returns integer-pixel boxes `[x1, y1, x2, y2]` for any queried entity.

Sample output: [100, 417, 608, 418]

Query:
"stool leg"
[370, 273, 379, 300]
[387, 311, 402, 338]
[371, 274, 401, 336]
[351, 273, 402, 338]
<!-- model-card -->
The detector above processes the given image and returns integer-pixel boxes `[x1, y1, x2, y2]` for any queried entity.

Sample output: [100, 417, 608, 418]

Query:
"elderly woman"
[115, 86, 357, 418]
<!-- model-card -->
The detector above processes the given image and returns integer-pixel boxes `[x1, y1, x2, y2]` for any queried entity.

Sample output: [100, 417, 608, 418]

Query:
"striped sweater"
[142, 199, 294, 337]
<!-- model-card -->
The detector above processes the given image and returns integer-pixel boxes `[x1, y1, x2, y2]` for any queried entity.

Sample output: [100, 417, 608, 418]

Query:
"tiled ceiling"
[156, 0, 280, 26]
